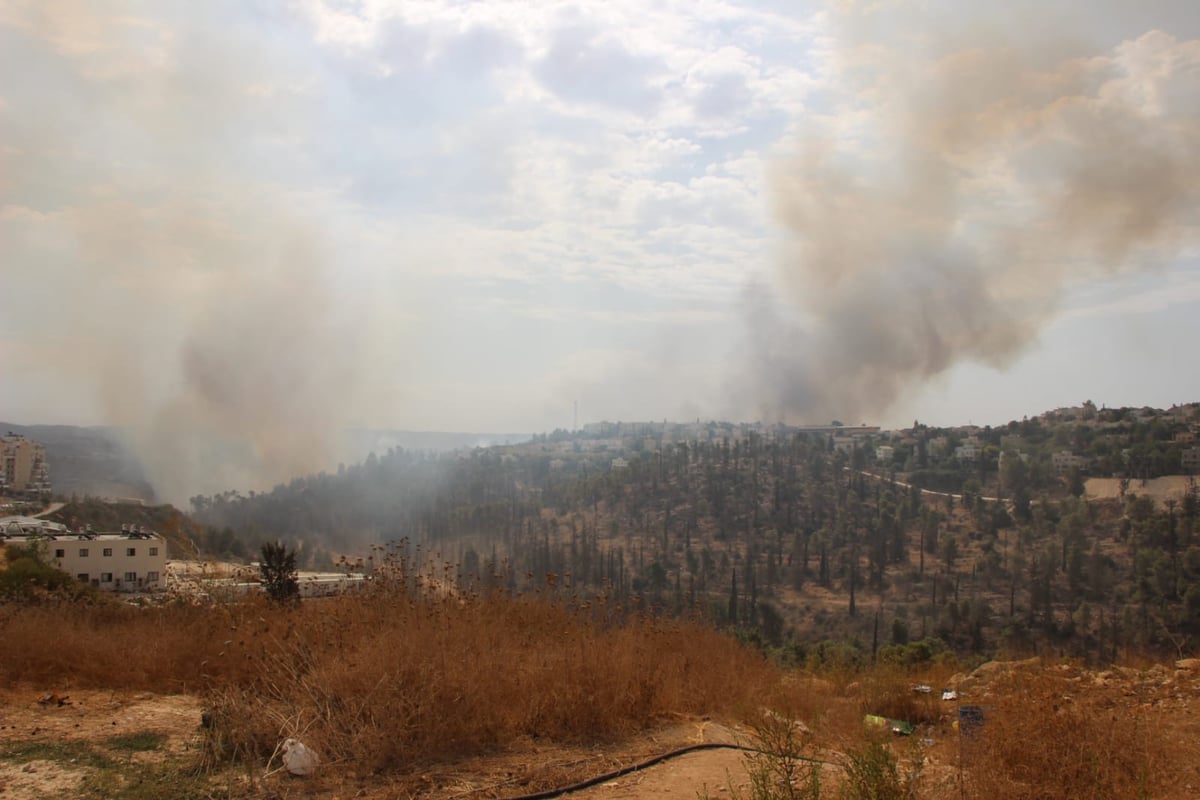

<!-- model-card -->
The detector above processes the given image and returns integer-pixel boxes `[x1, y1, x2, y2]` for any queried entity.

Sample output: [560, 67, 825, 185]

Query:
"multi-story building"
[954, 439, 981, 462]
[0, 434, 51, 496]
[1051, 450, 1089, 474]
[1, 520, 166, 592]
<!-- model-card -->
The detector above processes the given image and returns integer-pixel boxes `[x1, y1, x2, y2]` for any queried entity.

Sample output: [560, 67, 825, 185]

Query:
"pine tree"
[260, 541, 299, 602]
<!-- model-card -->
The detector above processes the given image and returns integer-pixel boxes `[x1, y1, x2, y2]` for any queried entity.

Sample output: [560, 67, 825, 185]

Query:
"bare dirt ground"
[0, 688, 205, 799]
[3, 659, 1200, 799]
[0, 690, 765, 800]
[1086, 475, 1196, 506]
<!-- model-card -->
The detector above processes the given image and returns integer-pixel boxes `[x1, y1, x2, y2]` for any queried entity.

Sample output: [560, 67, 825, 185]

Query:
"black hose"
[501, 742, 837, 800]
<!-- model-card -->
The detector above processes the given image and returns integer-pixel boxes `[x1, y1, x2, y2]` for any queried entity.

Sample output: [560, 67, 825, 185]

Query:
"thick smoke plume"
[0, 2, 376, 503]
[751, 8, 1200, 424]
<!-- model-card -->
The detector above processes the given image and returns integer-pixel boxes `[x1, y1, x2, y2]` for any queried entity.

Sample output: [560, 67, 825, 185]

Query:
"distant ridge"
[341, 429, 533, 461]
[0, 422, 154, 502]
[0, 422, 531, 502]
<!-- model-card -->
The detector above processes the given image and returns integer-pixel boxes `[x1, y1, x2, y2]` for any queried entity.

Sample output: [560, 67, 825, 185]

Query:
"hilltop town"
[499, 401, 1200, 494]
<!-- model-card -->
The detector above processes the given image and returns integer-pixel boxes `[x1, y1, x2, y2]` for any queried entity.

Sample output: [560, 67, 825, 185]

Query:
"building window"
[149, 547, 158, 556]
[54, 549, 65, 558]
[146, 571, 159, 583]
[103, 548, 113, 557]
[124, 572, 137, 582]
[101, 573, 113, 583]
[79, 548, 89, 557]
[77, 574, 89, 582]
[126, 547, 136, 557]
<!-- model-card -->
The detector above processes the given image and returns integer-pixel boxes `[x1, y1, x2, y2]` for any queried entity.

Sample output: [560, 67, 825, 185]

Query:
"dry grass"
[203, 586, 780, 773]
[0, 581, 780, 776]
[0, 584, 1188, 796]
[962, 669, 1168, 800]
[0, 598, 271, 690]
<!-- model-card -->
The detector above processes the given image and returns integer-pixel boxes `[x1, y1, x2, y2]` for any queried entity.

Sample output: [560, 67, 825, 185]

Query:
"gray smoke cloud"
[747, 5, 1200, 424]
[0, 1, 377, 503]
[135, 221, 365, 505]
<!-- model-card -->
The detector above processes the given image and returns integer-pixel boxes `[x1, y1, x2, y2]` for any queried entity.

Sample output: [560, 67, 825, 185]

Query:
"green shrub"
[736, 710, 823, 800]
[0, 543, 95, 601]
[876, 637, 947, 668]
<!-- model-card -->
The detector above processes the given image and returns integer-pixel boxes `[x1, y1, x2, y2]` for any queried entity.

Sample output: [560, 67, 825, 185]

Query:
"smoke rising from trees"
[749, 8, 1200, 424]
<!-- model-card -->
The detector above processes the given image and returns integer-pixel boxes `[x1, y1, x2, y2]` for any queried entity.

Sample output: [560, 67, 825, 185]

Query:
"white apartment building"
[3, 524, 167, 592]
[954, 440, 981, 462]
[1051, 450, 1089, 474]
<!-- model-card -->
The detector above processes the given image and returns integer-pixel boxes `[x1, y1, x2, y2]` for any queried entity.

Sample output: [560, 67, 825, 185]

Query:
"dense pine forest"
[186, 406, 1200, 665]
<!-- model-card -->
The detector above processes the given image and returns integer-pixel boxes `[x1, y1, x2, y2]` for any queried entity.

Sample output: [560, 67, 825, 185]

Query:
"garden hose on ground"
[502, 741, 840, 800]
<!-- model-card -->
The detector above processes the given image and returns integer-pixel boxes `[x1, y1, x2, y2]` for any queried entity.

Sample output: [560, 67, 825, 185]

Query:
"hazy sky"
[3, 0, 1199, 493]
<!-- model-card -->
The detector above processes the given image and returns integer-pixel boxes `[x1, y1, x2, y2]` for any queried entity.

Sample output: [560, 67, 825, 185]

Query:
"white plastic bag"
[281, 737, 319, 776]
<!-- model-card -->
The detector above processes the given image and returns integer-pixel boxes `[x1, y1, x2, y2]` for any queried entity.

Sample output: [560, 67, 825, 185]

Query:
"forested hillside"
[187, 407, 1200, 664]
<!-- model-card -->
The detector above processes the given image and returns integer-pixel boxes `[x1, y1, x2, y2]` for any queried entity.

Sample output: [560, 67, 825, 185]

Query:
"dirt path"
[0, 690, 767, 800]
[569, 747, 751, 799]
[846, 468, 1005, 505]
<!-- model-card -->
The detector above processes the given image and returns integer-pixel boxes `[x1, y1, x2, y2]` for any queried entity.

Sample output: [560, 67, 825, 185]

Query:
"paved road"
[845, 468, 1006, 506]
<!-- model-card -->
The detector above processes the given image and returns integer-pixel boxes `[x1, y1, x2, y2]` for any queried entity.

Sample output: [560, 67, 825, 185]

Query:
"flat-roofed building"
[955, 439, 981, 462]
[1, 521, 166, 592]
[1051, 450, 1089, 474]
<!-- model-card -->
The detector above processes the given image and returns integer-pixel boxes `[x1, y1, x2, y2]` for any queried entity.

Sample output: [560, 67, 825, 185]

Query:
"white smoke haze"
[750, 6, 1200, 424]
[0, 1, 380, 503]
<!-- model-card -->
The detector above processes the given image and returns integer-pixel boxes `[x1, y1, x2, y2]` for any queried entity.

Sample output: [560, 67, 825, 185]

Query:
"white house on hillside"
[1051, 450, 1089, 474]
[954, 440, 981, 462]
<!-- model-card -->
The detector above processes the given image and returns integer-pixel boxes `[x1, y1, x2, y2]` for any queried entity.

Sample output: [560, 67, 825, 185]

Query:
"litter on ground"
[864, 714, 914, 736]
[281, 738, 320, 776]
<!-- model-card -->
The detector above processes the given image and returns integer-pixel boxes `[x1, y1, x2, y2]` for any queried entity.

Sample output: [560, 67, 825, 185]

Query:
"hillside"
[186, 405, 1200, 663]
